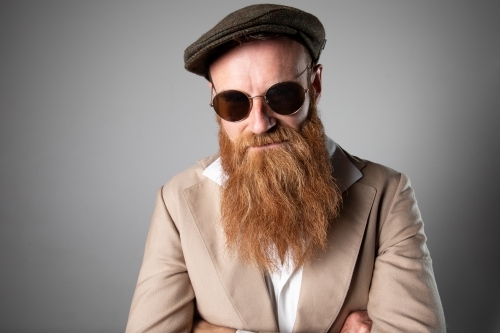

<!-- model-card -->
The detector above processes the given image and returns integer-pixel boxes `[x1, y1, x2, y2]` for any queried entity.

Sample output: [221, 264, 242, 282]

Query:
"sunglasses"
[209, 67, 310, 122]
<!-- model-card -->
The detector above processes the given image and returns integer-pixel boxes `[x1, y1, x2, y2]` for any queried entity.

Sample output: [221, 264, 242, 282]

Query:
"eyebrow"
[211, 65, 310, 95]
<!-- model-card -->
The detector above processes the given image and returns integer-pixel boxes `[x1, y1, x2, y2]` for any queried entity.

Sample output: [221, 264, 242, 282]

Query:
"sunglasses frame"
[209, 66, 310, 122]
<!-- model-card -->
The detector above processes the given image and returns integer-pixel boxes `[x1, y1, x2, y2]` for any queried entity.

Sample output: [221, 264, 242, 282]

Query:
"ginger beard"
[218, 95, 342, 272]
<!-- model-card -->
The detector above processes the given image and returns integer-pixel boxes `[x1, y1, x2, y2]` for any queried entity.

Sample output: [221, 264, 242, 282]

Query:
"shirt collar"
[202, 136, 362, 192]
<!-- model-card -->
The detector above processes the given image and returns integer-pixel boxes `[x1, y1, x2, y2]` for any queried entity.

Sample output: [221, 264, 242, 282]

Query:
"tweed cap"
[184, 4, 326, 79]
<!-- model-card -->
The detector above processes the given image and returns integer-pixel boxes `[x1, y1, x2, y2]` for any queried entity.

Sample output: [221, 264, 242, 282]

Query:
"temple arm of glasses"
[209, 84, 216, 107]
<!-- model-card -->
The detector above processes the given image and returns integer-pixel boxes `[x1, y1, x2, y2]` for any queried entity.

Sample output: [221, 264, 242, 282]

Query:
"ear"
[310, 64, 323, 104]
[208, 81, 215, 94]
[207, 81, 216, 106]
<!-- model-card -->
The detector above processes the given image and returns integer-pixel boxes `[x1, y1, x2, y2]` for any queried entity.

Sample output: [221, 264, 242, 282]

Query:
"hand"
[340, 310, 372, 333]
[192, 319, 237, 333]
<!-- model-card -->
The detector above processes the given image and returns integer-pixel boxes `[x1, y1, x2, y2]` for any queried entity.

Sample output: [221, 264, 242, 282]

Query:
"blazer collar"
[202, 137, 363, 192]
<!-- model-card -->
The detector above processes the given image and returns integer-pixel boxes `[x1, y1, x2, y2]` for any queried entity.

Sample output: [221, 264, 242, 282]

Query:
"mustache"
[234, 125, 298, 152]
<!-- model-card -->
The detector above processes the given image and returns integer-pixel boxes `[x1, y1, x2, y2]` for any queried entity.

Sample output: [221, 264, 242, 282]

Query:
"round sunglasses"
[209, 67, 310, 122]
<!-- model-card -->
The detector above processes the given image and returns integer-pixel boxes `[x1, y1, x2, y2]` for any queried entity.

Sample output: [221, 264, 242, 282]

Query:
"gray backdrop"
[1, 1, 499, 332]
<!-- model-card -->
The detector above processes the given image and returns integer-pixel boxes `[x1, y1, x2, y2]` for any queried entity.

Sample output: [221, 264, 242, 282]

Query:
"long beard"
[218, 101, 342, 272]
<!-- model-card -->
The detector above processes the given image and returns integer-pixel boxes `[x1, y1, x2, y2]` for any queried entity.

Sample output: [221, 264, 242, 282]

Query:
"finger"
[340, 310, 373, 333]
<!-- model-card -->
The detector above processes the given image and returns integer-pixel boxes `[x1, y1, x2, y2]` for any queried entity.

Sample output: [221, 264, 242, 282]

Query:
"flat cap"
[184, 4, 326, 79]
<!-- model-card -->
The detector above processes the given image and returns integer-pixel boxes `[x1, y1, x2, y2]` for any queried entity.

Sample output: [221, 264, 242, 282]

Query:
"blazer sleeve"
[126, 187, 195, 333]
[367, 173, 446, 332]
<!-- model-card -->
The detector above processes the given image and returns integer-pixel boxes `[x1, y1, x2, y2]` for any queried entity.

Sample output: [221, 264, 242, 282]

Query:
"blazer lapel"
[293, 144, 374, 333]
[184, 179, 278, 332]
[293, 183, 376, 333]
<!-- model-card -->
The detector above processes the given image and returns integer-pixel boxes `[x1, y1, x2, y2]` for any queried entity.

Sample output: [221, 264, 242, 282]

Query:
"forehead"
[209, 38, 310, 89]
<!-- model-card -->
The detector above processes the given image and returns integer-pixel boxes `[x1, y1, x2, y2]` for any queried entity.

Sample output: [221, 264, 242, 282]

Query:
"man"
[126, 4, 445, 333]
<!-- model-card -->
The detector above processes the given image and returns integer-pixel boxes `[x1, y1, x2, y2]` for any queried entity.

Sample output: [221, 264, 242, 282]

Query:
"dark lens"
[213, 90, 250, 122]
[265, 82, 305, 115]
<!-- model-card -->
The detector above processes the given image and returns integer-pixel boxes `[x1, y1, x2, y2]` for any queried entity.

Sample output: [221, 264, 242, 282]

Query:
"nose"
[247, 96, 275, 134]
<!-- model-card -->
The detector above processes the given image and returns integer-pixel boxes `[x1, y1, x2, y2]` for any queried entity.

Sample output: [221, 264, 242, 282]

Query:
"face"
[209, 38, 323, 148]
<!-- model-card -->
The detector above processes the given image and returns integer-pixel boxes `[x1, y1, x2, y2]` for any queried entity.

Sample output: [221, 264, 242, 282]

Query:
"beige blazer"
[126, 147, 446, 333]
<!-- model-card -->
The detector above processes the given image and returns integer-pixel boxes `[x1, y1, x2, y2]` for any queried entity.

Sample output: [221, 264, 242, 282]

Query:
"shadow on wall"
[431, 72, 500, 333]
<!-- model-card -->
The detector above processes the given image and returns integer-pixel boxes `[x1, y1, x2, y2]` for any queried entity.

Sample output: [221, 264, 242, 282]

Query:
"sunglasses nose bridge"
[248, 94, 270, 111]
[246, 94, 276, 134]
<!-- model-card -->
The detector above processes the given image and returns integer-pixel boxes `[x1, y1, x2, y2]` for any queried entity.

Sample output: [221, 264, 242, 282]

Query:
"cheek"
[220, 120, 243, 142]
[282, 102, 309, 130]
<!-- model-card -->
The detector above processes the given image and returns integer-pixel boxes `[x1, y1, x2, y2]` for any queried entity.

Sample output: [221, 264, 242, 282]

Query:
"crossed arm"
[192, 311, 372, 333]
